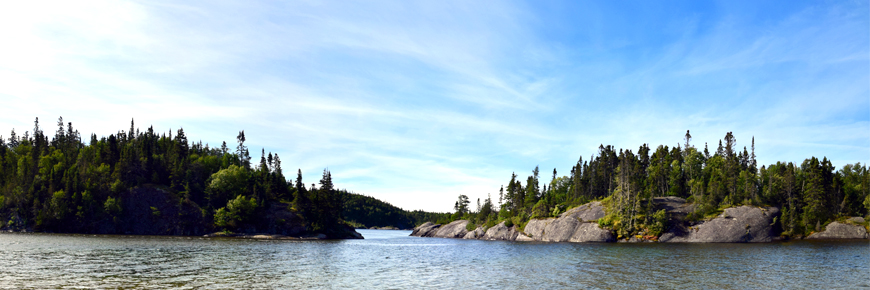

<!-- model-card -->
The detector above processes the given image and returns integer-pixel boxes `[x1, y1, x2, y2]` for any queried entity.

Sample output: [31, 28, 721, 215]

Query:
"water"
[0, 230, 867, 289]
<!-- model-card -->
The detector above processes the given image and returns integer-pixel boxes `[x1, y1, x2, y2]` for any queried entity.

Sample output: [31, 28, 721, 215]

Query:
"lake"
[0, 230, 867, 289]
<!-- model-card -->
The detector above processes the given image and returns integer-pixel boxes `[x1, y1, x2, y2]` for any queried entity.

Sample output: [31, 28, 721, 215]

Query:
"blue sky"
[1, 0, 867, 212]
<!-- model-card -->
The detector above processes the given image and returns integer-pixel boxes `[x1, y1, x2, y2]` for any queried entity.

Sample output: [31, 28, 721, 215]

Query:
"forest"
[0, 117, 440, 237]
[449, 131, 869, 238]
[342, 191, 450, 229]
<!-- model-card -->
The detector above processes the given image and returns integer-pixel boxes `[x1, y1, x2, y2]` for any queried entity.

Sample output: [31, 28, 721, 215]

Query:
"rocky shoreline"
[411, 198, 870, 243]
[202, 231, 363, 240]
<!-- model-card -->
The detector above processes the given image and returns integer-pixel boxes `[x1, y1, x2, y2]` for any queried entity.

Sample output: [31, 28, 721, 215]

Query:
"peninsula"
[413, 131, 869, 243]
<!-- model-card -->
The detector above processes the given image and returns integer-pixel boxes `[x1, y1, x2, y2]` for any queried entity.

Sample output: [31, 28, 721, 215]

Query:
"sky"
[0, 0, 867, 212]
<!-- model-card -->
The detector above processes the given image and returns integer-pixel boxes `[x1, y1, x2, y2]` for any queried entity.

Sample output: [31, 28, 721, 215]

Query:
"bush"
[504, 218, 514, 227]
[104, 197, 122, 217]
[465, 221, 477, 231]
[484, 218, 497, 229]
[213, 194, 258, 230]
[206, 165, 250, 208]
[648, 209, 668, 236]
[213, 207, 231, 229]
[530, 200, 550, 219]
[551, 204, 565, 217]
[597, 214, 613, 229]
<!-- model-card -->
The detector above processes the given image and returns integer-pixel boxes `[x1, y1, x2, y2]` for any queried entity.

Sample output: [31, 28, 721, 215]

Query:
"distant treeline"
[452, 131, 869, 237]
[342, 192, 450, 229]
[0, 117, 443, 236]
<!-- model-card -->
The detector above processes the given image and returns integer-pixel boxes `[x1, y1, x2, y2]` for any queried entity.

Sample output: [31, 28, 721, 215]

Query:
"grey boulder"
[481, 221, 520, 241]
[807, 221, 869, 239]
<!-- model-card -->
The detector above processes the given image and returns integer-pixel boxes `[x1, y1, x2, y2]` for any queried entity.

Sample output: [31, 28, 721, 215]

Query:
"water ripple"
[0, 231, 867, 289]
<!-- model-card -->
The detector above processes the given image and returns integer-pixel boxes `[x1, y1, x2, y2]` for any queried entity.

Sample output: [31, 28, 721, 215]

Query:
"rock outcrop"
[410, 222, 441, 237]
[411, 202, 613, 242]
[433, 220, 469, 238]
[659, 206, 780, 243]
[481, 222, 520, 241]
[411, 220, 470, 238]
[463, 227, 485, 239]
[806, 221, 869, 239]
[411, 199, 866, 244]
[521, 202, 614, 242]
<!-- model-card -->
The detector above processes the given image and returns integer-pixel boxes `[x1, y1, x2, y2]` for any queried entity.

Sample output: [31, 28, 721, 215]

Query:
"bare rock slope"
[659, 205, 780, 243]
[411, 220, 470, 238]
[411, 202, 612, 242]
[522, 202, 614, 242]
[806, 221, 869, 240]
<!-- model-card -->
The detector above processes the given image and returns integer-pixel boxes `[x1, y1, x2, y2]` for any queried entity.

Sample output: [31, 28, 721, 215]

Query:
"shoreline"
[0, 230, 357, 240]
[411, 199, 870, 244]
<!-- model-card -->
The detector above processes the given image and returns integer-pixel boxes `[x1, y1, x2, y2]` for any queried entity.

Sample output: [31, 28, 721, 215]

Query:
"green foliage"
[206, 165, 249, 208]
[648, 209, 668, 236]
[454, 194, 470, 215]
[50, 190, 68, 220]
[104, 197, 122, 216]
[530, 199, 549, 219]
[484, 218, 497, 229]
[213, 194, 257, 230]
[864, 195, 870, 217]
[465, 221, 477, 231]
[213, 207, 231, 229]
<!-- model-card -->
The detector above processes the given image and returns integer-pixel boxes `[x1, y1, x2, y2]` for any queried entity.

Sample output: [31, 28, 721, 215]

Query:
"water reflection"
[0, 231, 867, 289]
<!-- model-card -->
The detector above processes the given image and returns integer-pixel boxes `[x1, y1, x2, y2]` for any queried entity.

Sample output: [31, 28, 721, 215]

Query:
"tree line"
[341, 191, 451, 229]
[0, 117, 360, 235]
[451, 131, 869, 237]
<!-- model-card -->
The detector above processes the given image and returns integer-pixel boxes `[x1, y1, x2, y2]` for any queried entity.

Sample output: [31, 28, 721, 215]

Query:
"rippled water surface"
[0, 230, 868, 289]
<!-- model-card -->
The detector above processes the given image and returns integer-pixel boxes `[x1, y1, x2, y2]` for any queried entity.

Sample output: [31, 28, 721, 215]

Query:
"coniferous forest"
[450, 131, 869, 238]
[0, 117, 443, 237]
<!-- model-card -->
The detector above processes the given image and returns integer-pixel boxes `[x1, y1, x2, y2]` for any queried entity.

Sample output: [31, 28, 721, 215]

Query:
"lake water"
[0, 230, 868, 289]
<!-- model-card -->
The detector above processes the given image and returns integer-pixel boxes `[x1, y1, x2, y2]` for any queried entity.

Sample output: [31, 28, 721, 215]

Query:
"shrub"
[648, 209, 668, 236]
[530, 200, 549, 219]
[213, 207, 231, 229]
[597, 214, 613, 229]
[104, 197, 122, 217]
[504, 218, 514, 227]
[484, 218, 497, 229]
[465, 221, 477, 231]
[551, 204, 565, 217]
[213, 194, 257, 230]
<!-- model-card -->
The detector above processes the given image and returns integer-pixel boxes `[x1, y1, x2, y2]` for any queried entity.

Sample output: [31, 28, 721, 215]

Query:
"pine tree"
[684, 130, 692, 149]
[236, 131, 249, 168]
[802, 157, 828, 234]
